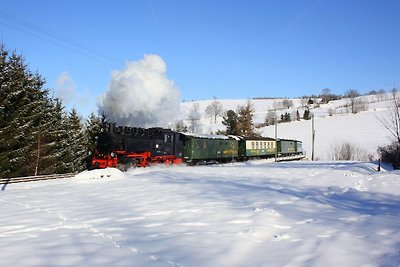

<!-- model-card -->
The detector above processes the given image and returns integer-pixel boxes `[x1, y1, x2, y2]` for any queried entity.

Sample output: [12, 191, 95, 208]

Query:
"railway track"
[0, 173, 75, 185]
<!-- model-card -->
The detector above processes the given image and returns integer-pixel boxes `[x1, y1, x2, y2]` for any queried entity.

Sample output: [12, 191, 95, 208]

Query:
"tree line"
[0, 44, 102, 178]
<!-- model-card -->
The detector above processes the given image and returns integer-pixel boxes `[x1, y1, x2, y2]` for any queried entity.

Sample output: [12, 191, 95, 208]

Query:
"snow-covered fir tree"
[45, 98, 70, 174]
[85, 112, 102, 153]
[63, 109, 87, 173]
[0, 45, 50, 177]
[0, 44, 86, 177]
[222, 110, 239, 135]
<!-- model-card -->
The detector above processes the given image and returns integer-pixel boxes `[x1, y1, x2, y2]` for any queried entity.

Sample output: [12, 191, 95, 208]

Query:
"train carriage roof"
[237, 136, 276, 141]
[180, 132, 234, 140]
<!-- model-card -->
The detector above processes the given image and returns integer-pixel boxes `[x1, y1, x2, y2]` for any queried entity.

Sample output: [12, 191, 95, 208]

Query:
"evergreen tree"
[48, 98, 70, 174]
[85, 112, 102, 153]
[222, 110, 238, 135]
[237, 102, 256, 137]
[0, 44, 79, 177]
[296, 110, 301, 121]
[63, 109, 87, 173]
[0, 45, 50, 177]
[279, 112, 291, 123]
[31, 98, 66, 175]
[303, 109, 311, 120]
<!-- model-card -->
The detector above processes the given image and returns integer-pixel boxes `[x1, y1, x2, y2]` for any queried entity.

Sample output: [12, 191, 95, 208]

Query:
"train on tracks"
[89, 123, 304, 170]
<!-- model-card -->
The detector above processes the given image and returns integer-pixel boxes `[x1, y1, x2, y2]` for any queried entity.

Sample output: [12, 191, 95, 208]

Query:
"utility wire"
[0, 9, 120, 66]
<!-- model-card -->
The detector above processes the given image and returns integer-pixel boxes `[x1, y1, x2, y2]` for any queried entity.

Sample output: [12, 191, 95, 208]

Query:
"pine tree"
[63, 109, 87, 173]
[85, 112, 102, 153]
[281, 112, 291, 123]
[236, 102, 256, 137]
[296, 110, 301, 121]
[303, 109, 311, 120]
[222, 110, 239, 135]
[0, 45, 50, 177]
[46, 98, 70, 174]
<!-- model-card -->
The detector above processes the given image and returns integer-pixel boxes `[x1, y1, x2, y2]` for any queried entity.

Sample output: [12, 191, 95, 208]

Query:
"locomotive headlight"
[111, 152, 115, 157]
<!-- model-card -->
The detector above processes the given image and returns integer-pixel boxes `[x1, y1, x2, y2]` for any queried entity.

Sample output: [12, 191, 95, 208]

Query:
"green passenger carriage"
[182, 134, 239, 163]
[278, 139, 303, 156]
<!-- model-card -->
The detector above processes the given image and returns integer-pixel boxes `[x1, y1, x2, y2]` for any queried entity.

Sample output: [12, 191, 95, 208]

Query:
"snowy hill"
[180, 94, 393, 160]
[1, 161, 399, 266]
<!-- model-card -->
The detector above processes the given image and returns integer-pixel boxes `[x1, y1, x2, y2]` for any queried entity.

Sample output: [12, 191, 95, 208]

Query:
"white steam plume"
[98, 54, 180, 128]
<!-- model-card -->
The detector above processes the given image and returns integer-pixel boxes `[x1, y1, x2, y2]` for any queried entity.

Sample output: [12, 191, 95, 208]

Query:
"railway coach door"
[163, 133, 173, 155]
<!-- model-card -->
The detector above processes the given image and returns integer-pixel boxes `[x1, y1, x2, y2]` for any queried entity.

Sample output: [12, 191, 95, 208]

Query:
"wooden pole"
[275, 120, 278, 162]
[311, 114, 315, 161]
[35, 131, 40, 176]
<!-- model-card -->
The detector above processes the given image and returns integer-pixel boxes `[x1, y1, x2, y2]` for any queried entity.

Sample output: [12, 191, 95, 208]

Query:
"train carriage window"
[164, 134, 172, 144]
[256, 142, 259, 149]
[251, 142, 255, 149]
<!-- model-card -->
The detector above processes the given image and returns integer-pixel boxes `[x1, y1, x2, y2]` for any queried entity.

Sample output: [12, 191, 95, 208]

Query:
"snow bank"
[73, 168, 126, 183]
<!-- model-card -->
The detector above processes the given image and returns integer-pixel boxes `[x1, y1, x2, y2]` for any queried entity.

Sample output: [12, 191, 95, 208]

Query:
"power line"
[0, 8, 120, 65]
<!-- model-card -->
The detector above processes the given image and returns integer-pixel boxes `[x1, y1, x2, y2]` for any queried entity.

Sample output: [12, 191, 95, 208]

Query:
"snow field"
[1, 161, 399, 266]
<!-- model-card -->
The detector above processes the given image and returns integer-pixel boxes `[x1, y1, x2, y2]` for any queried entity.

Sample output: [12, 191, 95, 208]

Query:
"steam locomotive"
[89, 123, 304, 170]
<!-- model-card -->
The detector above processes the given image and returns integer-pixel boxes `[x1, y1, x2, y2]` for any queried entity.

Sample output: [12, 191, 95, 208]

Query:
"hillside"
[180, 94, 393, 160]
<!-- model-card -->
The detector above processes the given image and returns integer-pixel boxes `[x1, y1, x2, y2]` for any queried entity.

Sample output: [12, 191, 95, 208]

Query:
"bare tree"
[328, 142, 370, 161]
[321, 88, 332, 103]
[265, 109, 277, 125]
[282, 99, 294, 109]
[174, 120, 188, 132]
[204, 100, 224, 124]
[187, 103, 201, 133]
[301, 96, 308, 108]
[345, 89, 368, 114]
[379, 89, 400, 145]
[273, 100, 282, 110]
[346, 89, 360, 113]
[378, 89, 400, 168]
[377, 89, 387, 101]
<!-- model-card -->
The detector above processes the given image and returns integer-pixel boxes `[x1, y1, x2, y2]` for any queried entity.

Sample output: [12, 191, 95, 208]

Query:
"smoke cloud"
[98, 54, 180, 128]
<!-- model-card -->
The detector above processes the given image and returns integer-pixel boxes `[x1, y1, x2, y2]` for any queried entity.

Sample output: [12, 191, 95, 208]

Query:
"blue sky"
[1, 0, 399, 117]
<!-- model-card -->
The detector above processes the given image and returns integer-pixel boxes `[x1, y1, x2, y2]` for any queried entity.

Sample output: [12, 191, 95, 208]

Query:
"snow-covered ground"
[1, 162, 399, 266]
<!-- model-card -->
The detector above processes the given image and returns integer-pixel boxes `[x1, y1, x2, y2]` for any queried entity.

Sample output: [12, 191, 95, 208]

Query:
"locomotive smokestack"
[98, 54, 180, 128]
